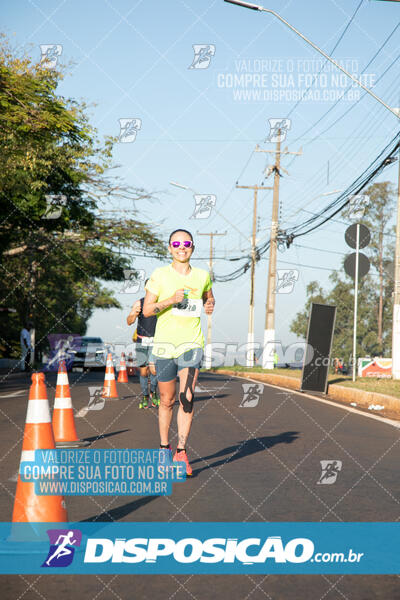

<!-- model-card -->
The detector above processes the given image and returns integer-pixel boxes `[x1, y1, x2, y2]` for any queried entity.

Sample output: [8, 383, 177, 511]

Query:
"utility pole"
[236, 184, 272, 367]
[255, 136, 302, 369]
[197, 231, 226, 369]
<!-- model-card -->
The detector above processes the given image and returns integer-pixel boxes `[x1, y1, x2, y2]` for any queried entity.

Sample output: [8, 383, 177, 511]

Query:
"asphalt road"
[0, 369, 399, 599]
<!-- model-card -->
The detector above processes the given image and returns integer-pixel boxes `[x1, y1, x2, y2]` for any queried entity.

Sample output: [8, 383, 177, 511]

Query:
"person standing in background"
[20, 322, 32, 372]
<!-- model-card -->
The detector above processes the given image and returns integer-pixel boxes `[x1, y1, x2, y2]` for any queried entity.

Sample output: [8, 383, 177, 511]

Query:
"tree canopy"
[0, 35, 166, 359]
[290, 182, 395, 361]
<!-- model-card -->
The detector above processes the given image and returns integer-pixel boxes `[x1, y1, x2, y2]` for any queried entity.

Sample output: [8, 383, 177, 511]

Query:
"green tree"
[290, 272, 382, 363]
[290, 181, 396, 362]
[288, 280, 325, 340]
[0, 35, 166, 359]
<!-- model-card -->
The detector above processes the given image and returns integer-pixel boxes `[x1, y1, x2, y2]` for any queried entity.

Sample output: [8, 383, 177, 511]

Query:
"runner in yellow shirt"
[143, 229, 215, 475]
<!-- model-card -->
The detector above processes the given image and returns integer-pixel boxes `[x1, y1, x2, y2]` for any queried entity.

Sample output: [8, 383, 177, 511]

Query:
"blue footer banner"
[0, 522, 398, 574]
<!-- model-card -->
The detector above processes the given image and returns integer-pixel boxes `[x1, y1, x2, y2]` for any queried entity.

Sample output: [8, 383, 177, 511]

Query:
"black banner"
[301, 303, 336, 394]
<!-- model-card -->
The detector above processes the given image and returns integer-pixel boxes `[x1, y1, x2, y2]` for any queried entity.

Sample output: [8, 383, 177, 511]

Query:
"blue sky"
[3, 0, 400, 353]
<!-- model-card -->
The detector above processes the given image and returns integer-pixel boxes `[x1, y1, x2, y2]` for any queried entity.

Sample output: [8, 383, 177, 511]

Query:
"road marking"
[195, 385, 225, 393]
[0, 390, 26, 399]
[221, 374, 400, 430]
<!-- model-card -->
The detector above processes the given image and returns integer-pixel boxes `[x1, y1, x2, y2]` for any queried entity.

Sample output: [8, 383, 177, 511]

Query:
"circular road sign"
[345, 224, 370, 249]
[344, 252, 370, 280]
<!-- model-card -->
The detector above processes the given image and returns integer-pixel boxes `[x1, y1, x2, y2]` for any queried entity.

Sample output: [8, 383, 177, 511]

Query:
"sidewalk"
[213, 368, 400, 422]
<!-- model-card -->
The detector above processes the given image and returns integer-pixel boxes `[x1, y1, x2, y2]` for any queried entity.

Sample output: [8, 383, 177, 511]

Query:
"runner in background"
[143, 229, 215, 476]
[127, 282, 159, 408]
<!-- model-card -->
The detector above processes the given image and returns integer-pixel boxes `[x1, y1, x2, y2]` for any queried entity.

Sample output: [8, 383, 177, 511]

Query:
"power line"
[211, 14, 399, 235]
[294, 208, 397, 239]
[118, 251, 235, 261]
[289, 21, 400, 144]
[293, 243, 346, 255]
[213, 130, 400, 282]
[207, 2, 362, 222]
[304, 52, 400, 148]
[283, 71, 399, 215]
[119, 132, 398, 279]
[280, 32, 400, 218]
[285, 0, 365, 121]
[289, 132, 400, 238]
[281, 75, 399, 221]
[275, 259, 337, 272]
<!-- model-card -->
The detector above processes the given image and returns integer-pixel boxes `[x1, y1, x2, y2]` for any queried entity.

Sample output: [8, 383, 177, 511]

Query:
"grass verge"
[211, 366, 400, 399]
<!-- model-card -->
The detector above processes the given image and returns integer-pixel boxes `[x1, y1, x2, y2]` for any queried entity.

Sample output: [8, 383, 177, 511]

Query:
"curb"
[212, 369, 400, 422]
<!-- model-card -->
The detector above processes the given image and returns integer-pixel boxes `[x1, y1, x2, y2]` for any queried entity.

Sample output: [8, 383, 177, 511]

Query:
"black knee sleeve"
[180, 391, 194, 413]
[179, 367, 196, 413]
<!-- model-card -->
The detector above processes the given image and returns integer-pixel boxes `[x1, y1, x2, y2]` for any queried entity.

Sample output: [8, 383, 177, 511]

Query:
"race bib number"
[172, 298, 202, 317]
[140, 336, 154, 346]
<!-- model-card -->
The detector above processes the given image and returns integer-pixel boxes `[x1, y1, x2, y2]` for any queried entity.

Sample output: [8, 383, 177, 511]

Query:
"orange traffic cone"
[102, 353, 119, 400]
[117, 353, 129, 383]
[127, 352, 135, 376]
[12, 372, 68, 522]
[52, 360, 89, 448]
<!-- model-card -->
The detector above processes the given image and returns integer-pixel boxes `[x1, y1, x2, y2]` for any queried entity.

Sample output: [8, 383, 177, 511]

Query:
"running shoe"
[139, 395, 149, 409]
[173, 449, 192, 476]
[151, 392, 160, 407]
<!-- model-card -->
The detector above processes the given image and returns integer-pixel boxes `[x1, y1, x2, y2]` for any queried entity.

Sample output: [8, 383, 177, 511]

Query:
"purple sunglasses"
[171, 240, 193, 248]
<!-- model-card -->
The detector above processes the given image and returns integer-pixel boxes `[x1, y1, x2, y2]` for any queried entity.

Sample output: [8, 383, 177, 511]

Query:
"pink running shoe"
[173, 449, 192, 476]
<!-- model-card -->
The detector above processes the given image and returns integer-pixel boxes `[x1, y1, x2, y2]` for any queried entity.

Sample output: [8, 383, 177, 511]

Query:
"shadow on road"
[81, 431, 299, 519]
[191, 431, 299, 475]
[194, 393, 230, 403]
[81, 495, 156, 522]
[83, 429, 130, 443]
[328, 376, 350, 385]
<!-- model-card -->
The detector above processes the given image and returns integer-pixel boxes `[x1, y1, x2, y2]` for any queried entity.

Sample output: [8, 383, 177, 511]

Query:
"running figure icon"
[45, 531, 77, 566]
[317, 460, 342, 485]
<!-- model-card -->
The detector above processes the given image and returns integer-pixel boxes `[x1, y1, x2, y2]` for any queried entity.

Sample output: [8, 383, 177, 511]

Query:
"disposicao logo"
[42, 529, 82, 568]
[83, 536, 315, 564]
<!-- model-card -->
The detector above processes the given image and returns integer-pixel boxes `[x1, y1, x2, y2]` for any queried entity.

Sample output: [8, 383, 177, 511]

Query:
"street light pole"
[224, 0, 400, 120]
[352, 224, 360, 382]
[392, 150, 400, 379]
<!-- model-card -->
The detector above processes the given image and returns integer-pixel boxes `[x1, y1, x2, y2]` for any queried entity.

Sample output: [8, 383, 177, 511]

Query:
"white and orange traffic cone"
[12, 372, 68, 523]
[117, 353, 129, 383]
[102, 353, 119, 400]
[127, 352, 135, 376]
[52, 360, 89, 448]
